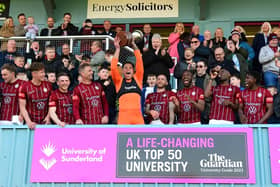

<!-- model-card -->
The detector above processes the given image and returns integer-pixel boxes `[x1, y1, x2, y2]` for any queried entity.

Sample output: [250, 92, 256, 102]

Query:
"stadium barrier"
[0, 124, 279, 187]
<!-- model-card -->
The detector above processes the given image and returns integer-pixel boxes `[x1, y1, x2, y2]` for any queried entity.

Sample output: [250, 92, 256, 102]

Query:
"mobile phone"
[27, 58, 32, 65]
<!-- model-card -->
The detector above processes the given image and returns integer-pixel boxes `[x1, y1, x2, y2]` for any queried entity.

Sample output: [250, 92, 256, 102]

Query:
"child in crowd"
[16, 68, 28, 81]
[24, 16, 39, 40]
[96, 66, 116, 124]
[230, 74, 245, 91]
[14, 55, 25, 69]
[141, 74, 157, 123]
[46, 71, 58, 90]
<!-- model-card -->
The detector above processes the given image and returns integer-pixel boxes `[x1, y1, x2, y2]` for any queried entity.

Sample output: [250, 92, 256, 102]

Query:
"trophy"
[116, 30, 144, 47]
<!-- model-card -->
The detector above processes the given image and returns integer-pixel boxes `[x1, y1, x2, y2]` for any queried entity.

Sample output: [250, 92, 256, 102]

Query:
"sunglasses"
[196, 65, 204, 68]
[191, 41, 199, 44]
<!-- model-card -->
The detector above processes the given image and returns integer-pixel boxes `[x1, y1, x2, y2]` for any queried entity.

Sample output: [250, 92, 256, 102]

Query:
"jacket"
[259, 45, 280, 74]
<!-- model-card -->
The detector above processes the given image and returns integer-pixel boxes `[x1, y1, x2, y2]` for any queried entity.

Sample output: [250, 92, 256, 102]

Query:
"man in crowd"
[90, 40, 105, 80]
[239, 71, 273, 124]
[145, 74, 176, 124]
[19, 62, 52, 129]
[72, 63, 109, 124]
[55, 13, 78, 36]
[49, 73, 75, 126]
[42, 45, 64, 74]
[40, 17, 57, 36]
[137, 24, 153, 53]
[174, 70, 205, 124]
[0, 64, 25, 121]
[14, 13, 26, 36]
[101, 20, 116, 37]
[205, 64, 240, 124]
[190, 36, 210, 62]
[111, 37, 144, 124]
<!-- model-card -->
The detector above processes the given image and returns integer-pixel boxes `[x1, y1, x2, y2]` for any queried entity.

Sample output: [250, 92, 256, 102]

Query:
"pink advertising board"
[31, 127, 255, 183]
[269, 128, 280, 183]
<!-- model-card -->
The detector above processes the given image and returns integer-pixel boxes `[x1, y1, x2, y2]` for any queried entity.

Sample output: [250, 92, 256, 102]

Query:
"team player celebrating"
[174, 70, 205, 124]
[49, 73, 75, 126]
[205, 64, 240, 124]
[72, 63, 109, 124]
[238, 71, 273, 124]
[111, 37, 144, 124]
[19, 62, 52, 129]
[145, 74, 176, 124]
[0, 64, 25, 121]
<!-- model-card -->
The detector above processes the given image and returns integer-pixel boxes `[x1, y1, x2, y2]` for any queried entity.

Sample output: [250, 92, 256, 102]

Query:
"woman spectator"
[168, 22, 184, 72]
[177, 31, 191, 62]
[234, 25, 248, 42]
[211, 27, 227, 50]
[0, 17, 15, 51]
[252, 22, 272, 72]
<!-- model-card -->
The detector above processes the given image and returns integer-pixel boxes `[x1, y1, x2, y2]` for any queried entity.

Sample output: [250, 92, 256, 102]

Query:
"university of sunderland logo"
[248, 106, 257, 115]
[40, 141, 57, 170]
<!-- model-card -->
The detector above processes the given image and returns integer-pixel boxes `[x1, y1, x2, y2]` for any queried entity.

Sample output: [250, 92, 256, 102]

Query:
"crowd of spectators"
[1, 12, 280, 126]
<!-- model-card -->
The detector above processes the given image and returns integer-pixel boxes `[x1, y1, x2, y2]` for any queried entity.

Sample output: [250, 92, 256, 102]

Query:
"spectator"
[0, 40, 18, 72]
[252, 22, 272, 72]
[194, 59, 216, 124]
[177, 31, 191, 62]
[55, 13, 78, 36]
[203, 30, 213, 48]
[24, 16, 39, 40]
[19, 62, 52, 129]
[0, 63, 25, 121]
[137, 23, 153, 53]
[225, 39, 248, 87]
[209, 47, 235, 71]
[79, 19, 98, 54]
[13, 55, 25, 72]
[40, 17, 57, 36]
[174, 48, 196, 90]
[272, 27, 280, 45]
[205, 64, 240, 124]
[25, 41, 43, 63]
[259, 33, 280, 92]
[239, 71, 273, 124]
[231, 29, 255, 62]
[72, 63, 109, 124]
[143, 33, 174, 84]
[111, 37, 144, 124]
[61, 43, 76, 63]
[145, 74, 176, 124]
[49, 73, 75, 126]
[168, 22, 184, 68]
[191, 25, 204, 42]
[211, 27, 227, 50]
[141, 73, 156, 121]
[174, 70, 205, 124]
[230, 75, 244, 91]
[14, 13, 26, 36]
[96, 66, 117, 124]
[190, 36, 211, 62]
[100, 20, 116, 37]
[115, 26, 123, 34]
[90, 40, 105, 80]
[46, 70, 58, 90]
[42, 45, 63, 74]
[0, 17, 15, 50]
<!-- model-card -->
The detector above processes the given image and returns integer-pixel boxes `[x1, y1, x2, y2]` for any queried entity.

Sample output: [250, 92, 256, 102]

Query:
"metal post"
[105, 38, 109, 50]
[26, 41, 30, 53]
[69, 38, 73, 53]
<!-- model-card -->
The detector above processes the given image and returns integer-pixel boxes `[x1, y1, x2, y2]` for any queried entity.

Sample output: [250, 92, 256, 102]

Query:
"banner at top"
[87, 0, 179, 19]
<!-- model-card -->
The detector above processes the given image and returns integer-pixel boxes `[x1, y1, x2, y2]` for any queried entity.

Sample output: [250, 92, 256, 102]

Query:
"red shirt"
[19, 81, 52, 124]
[0, 79, 25, 120]
[49, 89, 75, 124]
[72, 82, 109, 124]
[145, 91, 176, 124]
[176, 86, 204, 123]
[239, 87, 273, 124]
[209, 85, 240, 121]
